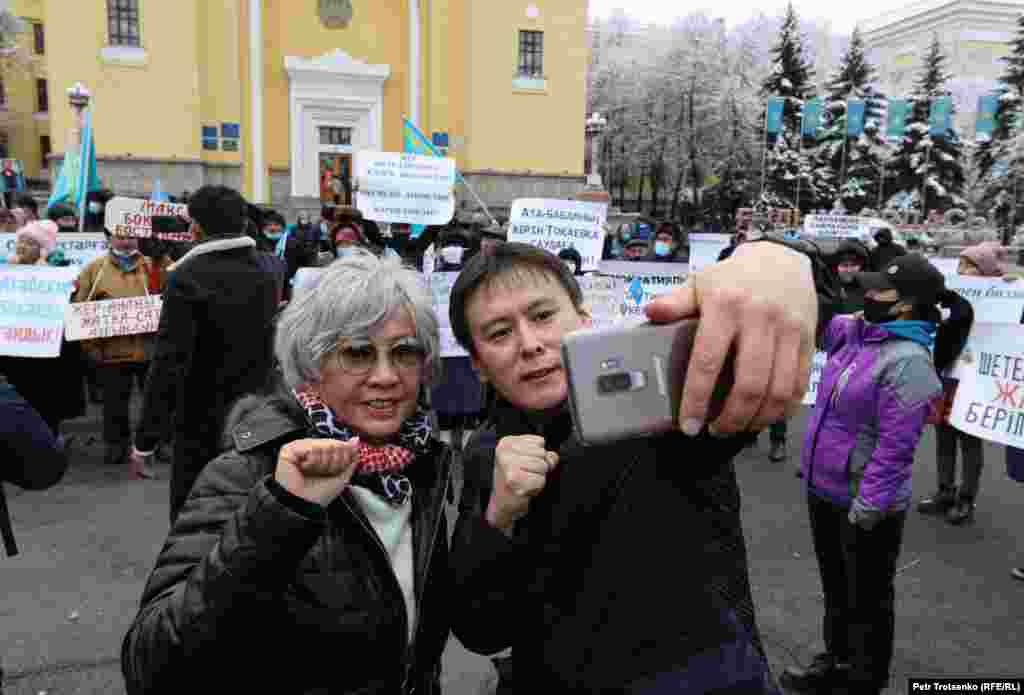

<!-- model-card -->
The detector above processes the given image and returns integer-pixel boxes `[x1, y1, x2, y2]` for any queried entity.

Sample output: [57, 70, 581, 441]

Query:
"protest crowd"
[1, 150, 1024, 695]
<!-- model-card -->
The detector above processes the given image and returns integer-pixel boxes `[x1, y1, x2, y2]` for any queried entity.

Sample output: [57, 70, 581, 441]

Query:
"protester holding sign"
[71, 233, 158, 477]
[786, 254, 972, 695]
[918, 242, 1001, 525]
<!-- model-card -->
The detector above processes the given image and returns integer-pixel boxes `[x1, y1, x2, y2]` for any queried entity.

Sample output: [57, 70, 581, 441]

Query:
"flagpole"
[77, 106, 92, 234]
[759, 101, 770, 203]
[795, 102, 804, 216]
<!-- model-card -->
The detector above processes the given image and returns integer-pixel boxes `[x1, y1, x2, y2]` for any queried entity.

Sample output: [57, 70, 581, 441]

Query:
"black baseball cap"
[856, 253, 945, 304]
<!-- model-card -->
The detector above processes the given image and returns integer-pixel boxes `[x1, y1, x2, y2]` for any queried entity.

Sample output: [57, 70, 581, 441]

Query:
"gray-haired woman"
[122, 254, 455, 695]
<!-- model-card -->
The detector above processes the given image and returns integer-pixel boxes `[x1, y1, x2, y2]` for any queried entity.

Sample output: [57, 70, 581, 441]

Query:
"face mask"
[863, 297, 901, 324]
[441, 246, 464, 265]
[111, 248, 139, 259]
[654, 241, 672, 257]
[838, 271, 858, 285]
[264, 230, 283, 241]
[111, 249, 140, 271]
[621, 230, 632, 242]
[336, 245, 358, 258]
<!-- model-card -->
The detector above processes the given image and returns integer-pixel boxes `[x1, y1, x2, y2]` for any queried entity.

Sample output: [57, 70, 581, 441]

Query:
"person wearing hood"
[830, 239, 872, 315]
[650, 222, 687, 263]
[361, 221, 441, 271]
[783, 253, 972, 695]
[128, 185, 279, 523]
[916, 242, 1003, 526]
[557, 246, 584, 276]
[622, 237, 650, 260]
[71, 231, 158, 477]
[868, 225, 906, 271]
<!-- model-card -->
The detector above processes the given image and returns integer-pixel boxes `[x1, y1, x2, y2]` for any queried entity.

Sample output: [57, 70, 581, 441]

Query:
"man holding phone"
[448, 241, 828, 693]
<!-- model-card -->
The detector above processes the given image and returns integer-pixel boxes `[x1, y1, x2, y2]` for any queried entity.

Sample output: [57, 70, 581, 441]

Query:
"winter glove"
[848, 496, 885, 530]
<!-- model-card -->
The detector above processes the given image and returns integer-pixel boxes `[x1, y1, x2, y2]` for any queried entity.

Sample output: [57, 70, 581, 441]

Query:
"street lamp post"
[579, 112, 612, 206]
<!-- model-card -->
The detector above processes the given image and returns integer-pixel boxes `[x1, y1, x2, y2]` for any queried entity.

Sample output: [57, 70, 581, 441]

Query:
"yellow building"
[2, 0, 590, 216]
[0, 0, 50, 183]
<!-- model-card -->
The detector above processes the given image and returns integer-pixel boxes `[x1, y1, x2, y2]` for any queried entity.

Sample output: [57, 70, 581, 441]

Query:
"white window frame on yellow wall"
[102, 0, 147, 66]
[284, 49, 390, 199]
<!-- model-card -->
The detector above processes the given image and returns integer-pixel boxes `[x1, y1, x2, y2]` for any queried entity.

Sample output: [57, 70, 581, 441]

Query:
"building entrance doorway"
[319, 153, 352, 206]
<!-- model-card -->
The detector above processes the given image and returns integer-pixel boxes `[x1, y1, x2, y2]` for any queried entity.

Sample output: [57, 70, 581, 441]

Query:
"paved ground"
[2, 401, 1022, 695]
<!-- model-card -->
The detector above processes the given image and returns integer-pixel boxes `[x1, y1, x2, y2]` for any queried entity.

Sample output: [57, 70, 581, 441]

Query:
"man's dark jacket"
[450, 401, 779, 694]
[122, 393, 454, 695]
[868, 240, 907, 272]
[135, 236, 279, 521]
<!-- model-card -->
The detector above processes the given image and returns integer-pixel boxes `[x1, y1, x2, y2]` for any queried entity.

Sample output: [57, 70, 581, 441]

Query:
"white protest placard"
[949, 323, 1024, 448]
[578, 275, 625, 329]
[929, 256, 959, 278]
[428, 271, 468, 358]
[0, 265, 78, 357]
[509, 198, 608, 272]
[803, 214, 877, 239]
[803, 351, 829, 406]
[598, 260, 689, 322]
[688, 233, 730, 274]
[64, 295, 162, 341]
[944, 276, 1024, 325]
[105, 197, 192, 241]
[355, 151, 456, 226]
[0, 232, 108, 267]
[290, 267, 325, 301]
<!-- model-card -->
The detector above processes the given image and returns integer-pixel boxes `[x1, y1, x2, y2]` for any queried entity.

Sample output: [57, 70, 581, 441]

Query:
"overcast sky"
[588, 0, 893, 34]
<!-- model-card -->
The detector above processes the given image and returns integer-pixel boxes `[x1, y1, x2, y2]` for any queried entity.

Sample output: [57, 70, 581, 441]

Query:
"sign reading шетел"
[64, 295, 163, 342]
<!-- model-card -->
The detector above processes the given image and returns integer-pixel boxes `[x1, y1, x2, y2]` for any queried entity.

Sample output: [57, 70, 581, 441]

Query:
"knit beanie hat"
[959, 241, 1004, 277]
[16, 220, 59, 257]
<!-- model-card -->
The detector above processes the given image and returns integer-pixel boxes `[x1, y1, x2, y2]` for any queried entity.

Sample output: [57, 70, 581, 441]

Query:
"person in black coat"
[868, 226, 906, 271]
[447, 241, 834, 693]
[362, 222, 442, 271]
[830, 239, 871, 315]
[0, 374, 70, 559]
[129, 186, 280, 524]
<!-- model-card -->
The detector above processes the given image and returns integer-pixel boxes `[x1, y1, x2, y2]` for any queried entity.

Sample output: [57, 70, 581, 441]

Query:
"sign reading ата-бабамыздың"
[355, 151, 456, 226]
[509, 199, 608, 273]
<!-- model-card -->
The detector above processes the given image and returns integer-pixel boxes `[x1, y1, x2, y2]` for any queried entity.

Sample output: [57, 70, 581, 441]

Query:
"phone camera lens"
[597, 372, 632, 394]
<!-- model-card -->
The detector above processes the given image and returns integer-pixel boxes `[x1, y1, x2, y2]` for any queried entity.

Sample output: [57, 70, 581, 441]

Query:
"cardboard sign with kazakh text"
[597, 260, 689, 323]
[942, 275, 1024, 325]
[64, 295, 163, 342]
[105, 197, 192, 241]
[949, 322, 1024, 448]
[355, 151, 456, 226]
[510, 199, 608, 272]
[0, 232, 108, 267]
[0, 265, 78, 357]
[578, 275, 625, 329]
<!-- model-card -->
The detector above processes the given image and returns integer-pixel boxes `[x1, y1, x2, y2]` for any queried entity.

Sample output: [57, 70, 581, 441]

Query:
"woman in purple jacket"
[782, 254, 973, 695]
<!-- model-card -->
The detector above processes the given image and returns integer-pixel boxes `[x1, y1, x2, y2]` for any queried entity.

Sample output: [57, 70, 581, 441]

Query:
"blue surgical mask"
[264, 230, 283, 241]
[111, 248, 140, 271]
[621, 230, 632, 242]
[654, 241, 672, 257]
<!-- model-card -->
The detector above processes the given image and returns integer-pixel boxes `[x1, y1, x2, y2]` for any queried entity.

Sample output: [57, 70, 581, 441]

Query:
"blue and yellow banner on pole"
[886, 99, 910, 139]
[49, 107, 101, 216]
[846, 99, 866, 137]
[402, 116, 456, 238]
[929, 96, 953, 136]
[975, 94, 999, 139]
[801, 98, 822, 137]
[766, 97, 785, 135]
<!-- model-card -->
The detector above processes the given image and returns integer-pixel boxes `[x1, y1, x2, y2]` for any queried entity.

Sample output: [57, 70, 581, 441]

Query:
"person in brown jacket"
[72, 233, 158, 478]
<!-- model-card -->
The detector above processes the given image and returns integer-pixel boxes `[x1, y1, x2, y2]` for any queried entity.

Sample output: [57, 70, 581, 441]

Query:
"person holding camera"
[448, 240, 833, 692]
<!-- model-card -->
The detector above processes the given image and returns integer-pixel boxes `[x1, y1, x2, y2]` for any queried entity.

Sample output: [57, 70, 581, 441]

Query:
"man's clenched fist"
[275, 438, 361, 507]
[485, 435, 559, 535]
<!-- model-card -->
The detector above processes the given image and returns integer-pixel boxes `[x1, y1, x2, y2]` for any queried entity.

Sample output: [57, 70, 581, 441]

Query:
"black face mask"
[863, 297, 901, 324]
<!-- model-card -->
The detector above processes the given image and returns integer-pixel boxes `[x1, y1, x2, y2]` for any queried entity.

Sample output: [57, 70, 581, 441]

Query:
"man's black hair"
[187, 185, 248, 238]
[557, 246, 583, 276]
[261, 210, 286, 229]
[13, 193, 37, 215]
[47, 202, 76, 221]
[449, 242, 583, 354]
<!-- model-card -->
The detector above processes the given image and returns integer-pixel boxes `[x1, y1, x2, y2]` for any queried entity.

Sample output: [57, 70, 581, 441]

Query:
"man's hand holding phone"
[485, 435, 559, 536]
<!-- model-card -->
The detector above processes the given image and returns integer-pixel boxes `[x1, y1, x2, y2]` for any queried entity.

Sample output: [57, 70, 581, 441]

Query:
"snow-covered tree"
[973, 14, 1024, 232]
[814, 28, 888, 212]
[885, 34, 966, 218]
[759, 3, 831, 210]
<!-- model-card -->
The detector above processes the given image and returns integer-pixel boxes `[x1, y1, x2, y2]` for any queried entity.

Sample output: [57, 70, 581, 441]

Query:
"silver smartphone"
[561, 320, 733, 445]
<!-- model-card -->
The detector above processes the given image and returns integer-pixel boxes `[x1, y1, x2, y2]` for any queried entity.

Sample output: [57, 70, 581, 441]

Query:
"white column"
[408, 0, 420, 127]
[249, 0, 266, 203]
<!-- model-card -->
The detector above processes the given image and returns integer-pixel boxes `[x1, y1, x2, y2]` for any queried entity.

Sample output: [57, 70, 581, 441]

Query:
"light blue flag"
[929, 96, 953, 136]
[150, 178, 170, 202]
[975, 94, 999, 139]
[886, 99, 910, 139]
[801, 98, 822, 137]
[766, 97, 785, 135]
[402, 116, 458, 238]
[49, 107, 101, 213]
[846, 99, 866, 137]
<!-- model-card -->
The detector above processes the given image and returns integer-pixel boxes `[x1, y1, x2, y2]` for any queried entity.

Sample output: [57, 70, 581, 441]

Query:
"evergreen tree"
[759, 3, 830, 210]
[815, 28, 888, 212]
[974, 13, 1024, 232]
[885, 34, 966, 218]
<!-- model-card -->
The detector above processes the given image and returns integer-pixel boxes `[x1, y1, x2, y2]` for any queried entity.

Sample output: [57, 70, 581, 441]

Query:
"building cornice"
[859, 0, 1024, 35]
[284, 49, 391, 84]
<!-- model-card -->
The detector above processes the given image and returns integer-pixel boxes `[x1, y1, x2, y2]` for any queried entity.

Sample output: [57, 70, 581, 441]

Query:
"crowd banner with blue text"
[0, 265, 78, 358]
[509, 198, 608, 272]
[886, 99, 910, 139]
[597, 260, 689, 322]
[975, 94, 1000, 139]
[929, 96, 953, 136]
[577, 275, 626, 330]
[846, 99, 866, 137]
[766, 97, 785, 135]
[0, 232, 108, 267]
[354, 151, 456, 227]
[941, 275, 1024, 325]
[801, 98, 823, 137]
[949, 323, 1024, 448]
